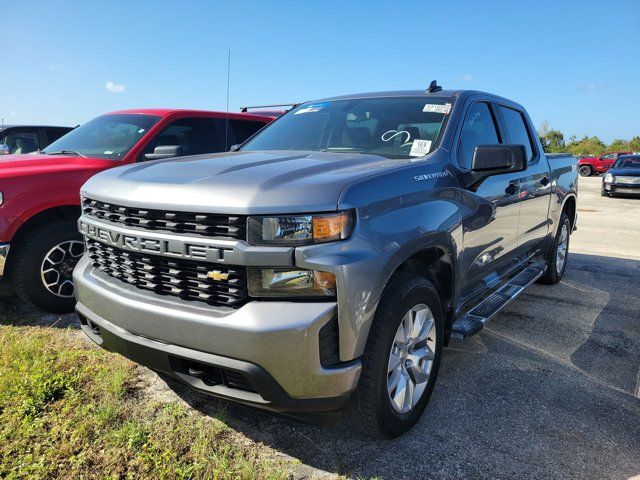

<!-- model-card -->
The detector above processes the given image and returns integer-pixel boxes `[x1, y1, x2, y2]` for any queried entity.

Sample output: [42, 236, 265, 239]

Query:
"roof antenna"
[224, 49, 231, 151]
[427, 80, 442, 93]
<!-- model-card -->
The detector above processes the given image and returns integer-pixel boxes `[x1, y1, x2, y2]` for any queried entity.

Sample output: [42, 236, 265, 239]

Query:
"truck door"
[496, 105, 551, 253]
[456, 101, 523, 300]
[601, 153, 616, 171]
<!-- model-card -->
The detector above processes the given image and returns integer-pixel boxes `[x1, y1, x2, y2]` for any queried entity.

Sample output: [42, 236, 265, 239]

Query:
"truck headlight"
[0, 192, 3, 206]
[247, 211, 354, 246]
[604, 173, 614, 183]
[247, 268, 336, 297]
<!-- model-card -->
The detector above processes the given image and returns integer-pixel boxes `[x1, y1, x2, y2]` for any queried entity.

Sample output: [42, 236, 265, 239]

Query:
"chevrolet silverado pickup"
[0, 109, 274, 313]
[74, 85, 578, 437]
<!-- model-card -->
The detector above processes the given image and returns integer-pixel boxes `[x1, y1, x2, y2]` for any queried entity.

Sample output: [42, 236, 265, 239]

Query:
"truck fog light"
[247, 268, 336, 297]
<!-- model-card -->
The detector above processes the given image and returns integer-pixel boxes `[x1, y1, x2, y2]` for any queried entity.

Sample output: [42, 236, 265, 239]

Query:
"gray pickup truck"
[74, 85, 578, 438]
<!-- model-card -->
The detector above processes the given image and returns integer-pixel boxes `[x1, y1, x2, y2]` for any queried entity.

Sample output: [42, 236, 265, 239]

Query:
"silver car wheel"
[41, 240, 85, 298]
[387, 303, 437, 414]
[556, 223, 569, 275]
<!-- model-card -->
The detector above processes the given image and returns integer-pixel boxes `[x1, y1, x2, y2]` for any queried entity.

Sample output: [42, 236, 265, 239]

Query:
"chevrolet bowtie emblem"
[207, 270, 229, 281]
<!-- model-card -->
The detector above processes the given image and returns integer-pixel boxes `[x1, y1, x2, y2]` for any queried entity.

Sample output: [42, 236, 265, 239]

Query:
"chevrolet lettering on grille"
[79, 220, 227, 262]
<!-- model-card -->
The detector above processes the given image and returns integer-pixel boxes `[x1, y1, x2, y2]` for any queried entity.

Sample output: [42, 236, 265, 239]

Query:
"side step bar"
[451, 264, 546, 340]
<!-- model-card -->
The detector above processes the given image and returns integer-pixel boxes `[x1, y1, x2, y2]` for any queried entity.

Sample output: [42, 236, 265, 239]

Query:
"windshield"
[43, 114, 161, 160]
[612, 156, 640, 169]
[241, 96, 453, 159]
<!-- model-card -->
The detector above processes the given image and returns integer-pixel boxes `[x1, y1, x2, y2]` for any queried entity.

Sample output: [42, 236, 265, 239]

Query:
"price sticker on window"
[423, 103, 451, 114]
[409, 139, 432, 157]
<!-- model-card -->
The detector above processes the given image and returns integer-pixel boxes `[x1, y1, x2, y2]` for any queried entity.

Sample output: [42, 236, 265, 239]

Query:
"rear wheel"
[578, 165, 592, 177]
[10, 220, 85, 313]
[355, 274, 443, 438]
[539, 213, 571, 285]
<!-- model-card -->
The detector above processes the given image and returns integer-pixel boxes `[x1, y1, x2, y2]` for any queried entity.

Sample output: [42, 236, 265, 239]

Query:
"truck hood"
[81, 150, 418, 214]
[0, 153, 114, 179]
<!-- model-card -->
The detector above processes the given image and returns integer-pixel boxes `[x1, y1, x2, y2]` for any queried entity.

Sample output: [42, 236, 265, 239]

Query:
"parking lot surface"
[2, 175, 638, 479]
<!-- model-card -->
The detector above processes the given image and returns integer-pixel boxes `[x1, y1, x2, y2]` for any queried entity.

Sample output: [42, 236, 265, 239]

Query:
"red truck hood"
[0, 153, 116, 179]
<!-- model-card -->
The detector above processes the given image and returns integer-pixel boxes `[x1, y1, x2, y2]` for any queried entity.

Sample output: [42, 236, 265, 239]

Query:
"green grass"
[0, 325, 286, 479]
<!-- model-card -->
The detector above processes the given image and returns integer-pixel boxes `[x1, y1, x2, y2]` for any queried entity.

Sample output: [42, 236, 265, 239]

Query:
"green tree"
[566, 135, 606, 156]
[608, 138, 629, 151]
[545, 129, 565, 153]
[627, 136, 640, 152]
[537, 121, 566, 153]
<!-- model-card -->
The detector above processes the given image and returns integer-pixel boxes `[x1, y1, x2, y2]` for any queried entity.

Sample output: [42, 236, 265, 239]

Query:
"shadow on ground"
[0, 283, 79, 329]
[159, 252, 640, 479]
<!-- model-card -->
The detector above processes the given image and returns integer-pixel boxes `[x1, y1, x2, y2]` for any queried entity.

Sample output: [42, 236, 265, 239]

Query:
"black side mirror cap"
[472, 144, 527, 175]
[144, 145, 183, 161]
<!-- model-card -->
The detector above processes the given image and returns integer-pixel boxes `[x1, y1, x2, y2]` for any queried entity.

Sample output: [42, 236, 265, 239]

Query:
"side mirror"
[144, 145, 183, 161]
[471, 144, 527, 175]
[0, 144, 9, 155]
[229, 144, 241, 152]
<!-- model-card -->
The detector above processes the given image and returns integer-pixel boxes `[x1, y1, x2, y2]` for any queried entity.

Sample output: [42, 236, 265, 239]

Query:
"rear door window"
[0, 129, 40, 154]
[498, 106, 534, 161]
[229, 119, 266, 144]
[45, 128, 71, 145]
[457, 102, 501, 170]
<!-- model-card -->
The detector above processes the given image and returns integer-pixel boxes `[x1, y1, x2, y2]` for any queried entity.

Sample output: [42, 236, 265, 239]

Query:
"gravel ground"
[2, 175, 639, 479]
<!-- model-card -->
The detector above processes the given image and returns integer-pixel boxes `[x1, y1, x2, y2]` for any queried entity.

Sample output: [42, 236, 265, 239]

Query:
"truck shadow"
[161, 252, 640, 479]
[0, 282, 79, 329]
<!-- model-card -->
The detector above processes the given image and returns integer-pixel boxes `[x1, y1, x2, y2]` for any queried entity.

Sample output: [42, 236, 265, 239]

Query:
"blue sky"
[1, 0, 638, 142]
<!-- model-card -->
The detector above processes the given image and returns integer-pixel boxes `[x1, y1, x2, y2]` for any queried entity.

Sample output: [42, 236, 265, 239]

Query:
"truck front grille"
[82, 198, 246, 239]
[87, 239, 247, 307]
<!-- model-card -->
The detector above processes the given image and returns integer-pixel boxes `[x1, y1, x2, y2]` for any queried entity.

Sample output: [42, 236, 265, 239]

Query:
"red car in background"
[578, 151, 633, 176]
[0, 108, 276, 313]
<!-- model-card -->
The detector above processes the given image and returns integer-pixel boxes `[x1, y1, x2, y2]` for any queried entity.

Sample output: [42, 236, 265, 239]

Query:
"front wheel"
[9, 220, 85, 313]
[578, 165, 592, 177]
[538, 213, 571, 285]
[355, 274, 443, 438]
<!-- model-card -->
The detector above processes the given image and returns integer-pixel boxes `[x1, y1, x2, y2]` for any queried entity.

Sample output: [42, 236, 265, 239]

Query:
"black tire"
[538, 213, 571, 285]
[355, 274, 444, 438]
[578, 165, 592, 177]
[9, 220, 84, 313]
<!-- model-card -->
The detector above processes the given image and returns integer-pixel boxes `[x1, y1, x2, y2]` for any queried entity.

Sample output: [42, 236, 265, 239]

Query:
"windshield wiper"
[45, 150, 87, 158]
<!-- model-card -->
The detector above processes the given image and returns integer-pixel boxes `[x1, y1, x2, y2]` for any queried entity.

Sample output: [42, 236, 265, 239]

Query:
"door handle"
[540, 176, 550, 186]
[505, 182, 519, 195]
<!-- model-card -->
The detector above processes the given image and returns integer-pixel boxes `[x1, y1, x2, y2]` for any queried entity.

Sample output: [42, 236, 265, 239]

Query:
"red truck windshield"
[43, 114, 161, 160]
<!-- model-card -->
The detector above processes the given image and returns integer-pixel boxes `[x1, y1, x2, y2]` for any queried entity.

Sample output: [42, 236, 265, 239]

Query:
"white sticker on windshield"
[294, 103, 327, 114]
[104, 150, 113, 154]
[138, 128, 146, 134]
[423, 103, 451, 114]
[409, 139, 432, 157]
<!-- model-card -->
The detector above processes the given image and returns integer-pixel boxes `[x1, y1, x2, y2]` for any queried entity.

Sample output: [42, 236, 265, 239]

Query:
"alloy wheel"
[556, 223, 569, 275]
[40, 240, 85, 298]
[387, 303, 437, 414]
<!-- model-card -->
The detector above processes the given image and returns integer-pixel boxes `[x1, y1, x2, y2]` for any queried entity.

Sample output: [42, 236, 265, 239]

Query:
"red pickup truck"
[578, 151, 633, 176]
[0, 108, 275, 313]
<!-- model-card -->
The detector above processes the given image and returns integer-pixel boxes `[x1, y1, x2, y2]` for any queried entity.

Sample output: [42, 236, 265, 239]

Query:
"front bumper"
[73, 255, 361, 413]
[0, 243, 9, 277]
[603, 182, 640, 195]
